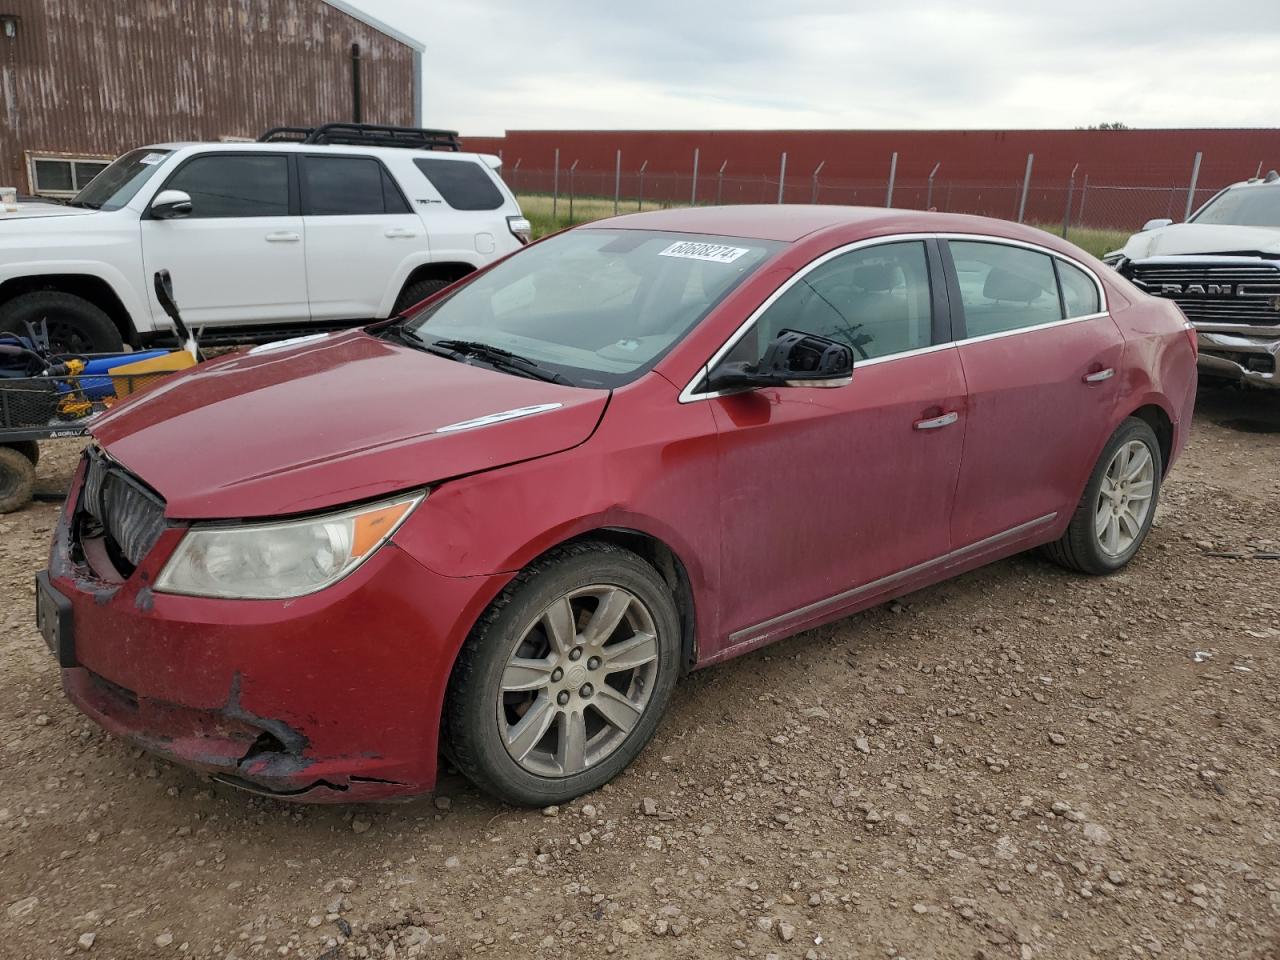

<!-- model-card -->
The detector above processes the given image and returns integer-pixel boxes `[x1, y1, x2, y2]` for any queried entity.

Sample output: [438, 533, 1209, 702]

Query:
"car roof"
[589, 204, 1086, 250]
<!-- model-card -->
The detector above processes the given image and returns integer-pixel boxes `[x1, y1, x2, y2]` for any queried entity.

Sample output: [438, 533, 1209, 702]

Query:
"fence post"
[568, 159, 579, 223]
[637, 160, 648, 212]
[1017, 152, 1034, 223]
[1061, 163, 1078, 239]
[716, 160, 727, 205]
[810, 160, 825, 204]
[612, 150, 621, 216]
[926, 162, 940, 209]
[777, 152, 787, 204]
[552, 148, 560, 222]
[510, 158, 521, 193]
[886, 152, 898, 207]
[1078, 174, 1089, 225]
[691, 148, 700, 206]
[1184, 151, 1203, 221]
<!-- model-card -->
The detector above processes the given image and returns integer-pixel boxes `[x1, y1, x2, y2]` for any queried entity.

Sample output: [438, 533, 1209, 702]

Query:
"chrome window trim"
[678, 231, 1110, 404]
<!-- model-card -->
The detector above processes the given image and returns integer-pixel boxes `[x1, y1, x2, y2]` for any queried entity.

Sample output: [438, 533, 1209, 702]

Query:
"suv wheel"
[1043, 417, 1162, 575]
[393, 278, 451, 315]
[445, 542, 681, 806]
[0, 291, 124, 354]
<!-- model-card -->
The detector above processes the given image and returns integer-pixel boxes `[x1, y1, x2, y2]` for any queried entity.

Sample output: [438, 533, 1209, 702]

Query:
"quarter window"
[1057, 260, 1101, 317]
[302, 156, 409, 216]
[727, 241, 934, 366]
[164, 155, 289, 218]
[413, 158, 505, 211]
[949, 241, 1063, 337]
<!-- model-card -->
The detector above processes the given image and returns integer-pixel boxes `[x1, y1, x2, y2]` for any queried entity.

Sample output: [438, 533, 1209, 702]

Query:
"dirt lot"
[2, 388, 1278, 960]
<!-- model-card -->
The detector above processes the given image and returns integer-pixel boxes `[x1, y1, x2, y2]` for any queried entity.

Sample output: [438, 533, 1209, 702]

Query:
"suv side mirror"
[150, 189, 192, 220]
[708, 329, 854, 392]
[1141, 217, 1173, 232]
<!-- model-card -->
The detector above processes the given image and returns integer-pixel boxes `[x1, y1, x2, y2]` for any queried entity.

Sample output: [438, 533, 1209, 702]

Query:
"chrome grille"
[81, 449, 167, 569]
[1129, 262, 1280, 326]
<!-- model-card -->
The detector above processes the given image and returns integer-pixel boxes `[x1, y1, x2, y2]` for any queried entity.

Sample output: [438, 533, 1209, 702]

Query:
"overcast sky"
[350, 1, 1280, 135]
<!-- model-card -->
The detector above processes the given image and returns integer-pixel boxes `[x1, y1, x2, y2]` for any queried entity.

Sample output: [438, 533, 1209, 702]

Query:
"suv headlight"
[155, 492, 425, 599]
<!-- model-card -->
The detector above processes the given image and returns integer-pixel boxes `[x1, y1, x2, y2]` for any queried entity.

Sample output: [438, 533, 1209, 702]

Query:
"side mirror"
[1141, 217, 1173, 232]
[150, 189, 192, 220]
[708, 329, 854, 393]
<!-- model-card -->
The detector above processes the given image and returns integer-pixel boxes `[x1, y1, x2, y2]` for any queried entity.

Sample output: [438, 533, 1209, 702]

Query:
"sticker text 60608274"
[658, 241, 750, 264]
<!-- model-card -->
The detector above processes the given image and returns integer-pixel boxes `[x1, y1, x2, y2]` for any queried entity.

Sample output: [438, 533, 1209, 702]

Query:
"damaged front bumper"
[1196, 325, 1280, 389]
[43, 465, 500, 803]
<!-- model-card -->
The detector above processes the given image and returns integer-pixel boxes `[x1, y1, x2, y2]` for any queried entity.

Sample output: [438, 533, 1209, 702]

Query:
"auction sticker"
[659, 241, 749, 264]
[139, 153, 167, 165]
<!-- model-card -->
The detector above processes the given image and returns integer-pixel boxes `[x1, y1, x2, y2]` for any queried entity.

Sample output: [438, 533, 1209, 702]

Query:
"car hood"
[91, 330, 608, 519]
[0, 203, 96, 220]
[1121, 222, 1280, 260]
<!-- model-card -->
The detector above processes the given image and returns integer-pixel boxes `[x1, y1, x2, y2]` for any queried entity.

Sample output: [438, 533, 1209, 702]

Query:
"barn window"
[28, 156, 112, 197]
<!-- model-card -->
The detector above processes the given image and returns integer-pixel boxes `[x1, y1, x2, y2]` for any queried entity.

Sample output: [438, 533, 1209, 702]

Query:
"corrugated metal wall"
[0, 0, 417, 193]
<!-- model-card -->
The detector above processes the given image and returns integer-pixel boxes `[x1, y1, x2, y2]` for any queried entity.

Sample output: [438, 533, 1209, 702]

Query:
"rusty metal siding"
[0, 0, 417, 193]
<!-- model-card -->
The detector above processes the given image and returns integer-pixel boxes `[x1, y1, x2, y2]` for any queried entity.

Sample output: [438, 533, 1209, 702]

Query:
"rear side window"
[949, 241, 1063, 337]
[302, 156, 409, 216]
[413, 158, 504, 210]
[165, 155, 289, 218]
[1057, 260, 1102, 317]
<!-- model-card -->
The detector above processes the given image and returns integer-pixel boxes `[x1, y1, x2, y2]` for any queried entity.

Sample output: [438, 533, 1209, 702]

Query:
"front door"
[706, 239, 966, 649]
[943, 239, 1125, 548]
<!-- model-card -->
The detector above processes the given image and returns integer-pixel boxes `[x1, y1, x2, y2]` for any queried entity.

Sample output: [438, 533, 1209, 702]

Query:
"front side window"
[949, 241, 1063, 337]
[726, 241, 934, 367]
[68, 148, 171, 210]
[400, 229, 781, 388]
[302, 156, 408, 215]
[1057, 260, 1101, 318]
[413, 158, 505, 210]
[1191, 184, 1280, 227]
[164, 155, 289, 218]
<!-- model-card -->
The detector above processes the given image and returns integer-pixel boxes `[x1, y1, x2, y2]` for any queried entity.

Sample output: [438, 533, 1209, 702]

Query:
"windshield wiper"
[67, 199, 100, 210]
[400, 331, 571, 385]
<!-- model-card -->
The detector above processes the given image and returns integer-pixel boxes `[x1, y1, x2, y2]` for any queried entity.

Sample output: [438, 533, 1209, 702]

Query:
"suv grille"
[1128, 262, 1280, 326]
[81, 448, 167, 570]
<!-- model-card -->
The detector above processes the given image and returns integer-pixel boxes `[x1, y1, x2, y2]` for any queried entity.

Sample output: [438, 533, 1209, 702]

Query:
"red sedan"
[37, 206, 1197, 806]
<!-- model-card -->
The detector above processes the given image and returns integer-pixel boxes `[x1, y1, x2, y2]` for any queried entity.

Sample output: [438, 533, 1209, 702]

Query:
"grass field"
[517, 193, 1130, 260]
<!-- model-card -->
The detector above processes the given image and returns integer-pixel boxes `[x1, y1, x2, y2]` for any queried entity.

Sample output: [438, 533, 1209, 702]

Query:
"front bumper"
[1196, 327, 1280, 389]
[44, 466, 502, 802]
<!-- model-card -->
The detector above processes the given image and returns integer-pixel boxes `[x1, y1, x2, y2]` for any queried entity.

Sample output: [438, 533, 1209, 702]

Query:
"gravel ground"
[1, 387, 1278, 960]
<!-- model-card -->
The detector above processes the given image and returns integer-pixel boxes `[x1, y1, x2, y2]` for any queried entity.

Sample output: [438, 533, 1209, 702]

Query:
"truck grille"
[81, 448, 167, 570]
[1128, 262, 1280, 326]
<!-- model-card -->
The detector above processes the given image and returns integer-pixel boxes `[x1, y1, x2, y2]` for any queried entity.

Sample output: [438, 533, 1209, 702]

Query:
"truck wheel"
[393, 278, 451, 316]
[0, 290, 124, 354]
[0, 446, 37, 513]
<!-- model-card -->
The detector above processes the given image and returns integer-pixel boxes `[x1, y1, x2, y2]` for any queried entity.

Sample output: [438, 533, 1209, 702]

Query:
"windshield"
[400, 229, 781, 388]
[71, 148, 172, 211]
[1191, 184, 1280, 228]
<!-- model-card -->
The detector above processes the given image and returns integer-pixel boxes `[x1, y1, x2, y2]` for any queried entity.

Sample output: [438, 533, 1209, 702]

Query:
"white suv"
[0, 124, 531, 352]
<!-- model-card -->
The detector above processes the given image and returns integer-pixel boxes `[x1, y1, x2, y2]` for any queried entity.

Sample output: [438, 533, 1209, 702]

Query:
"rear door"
[140, 152, 308, 327]
[409, 156, 518, 264]
[300, 154, 424, 321]
[943, 238, 1124, 548]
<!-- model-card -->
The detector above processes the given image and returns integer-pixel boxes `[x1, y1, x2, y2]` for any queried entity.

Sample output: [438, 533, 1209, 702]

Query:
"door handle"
[914, 411, 959, 431]
[265, 231, 300, 243]
[1082, 367, 1115, 383]
[384, 227, 419, 238]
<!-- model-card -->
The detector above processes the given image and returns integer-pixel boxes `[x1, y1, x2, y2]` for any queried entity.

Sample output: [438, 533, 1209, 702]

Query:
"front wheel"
[1043, 417, 1162, 575]
[444, 542, 681, 806]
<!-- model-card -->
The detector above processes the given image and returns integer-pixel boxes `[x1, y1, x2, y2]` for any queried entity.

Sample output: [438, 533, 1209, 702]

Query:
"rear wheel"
[0, 446, 37, 514]
[392, 278, 451, 316]
[445, 542, 680, 806]
[1043, 417, 1162, 575]
[0, 290, 123, 354]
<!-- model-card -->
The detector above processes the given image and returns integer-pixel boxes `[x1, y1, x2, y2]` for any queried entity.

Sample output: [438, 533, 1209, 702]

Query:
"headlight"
[155, 492, 425, 599]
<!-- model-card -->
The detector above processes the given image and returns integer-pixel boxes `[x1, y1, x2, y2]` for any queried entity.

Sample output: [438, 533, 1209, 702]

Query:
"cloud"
[351, 0, 1280, 134]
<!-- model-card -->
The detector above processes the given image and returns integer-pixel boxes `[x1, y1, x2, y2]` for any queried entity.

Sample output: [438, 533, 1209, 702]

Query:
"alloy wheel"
[497, 584, 660, 778]
[1094, 439, 1156, 557]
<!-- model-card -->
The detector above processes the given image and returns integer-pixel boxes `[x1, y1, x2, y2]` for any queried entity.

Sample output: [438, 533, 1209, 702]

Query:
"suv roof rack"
[257, 122, 461, 152]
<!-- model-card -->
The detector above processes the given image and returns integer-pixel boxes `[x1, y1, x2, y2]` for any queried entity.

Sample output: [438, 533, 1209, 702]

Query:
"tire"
[445, 541, 681, 806]
[7, 440, 38, 466]
[0, 446, 37, 514]
[1042, 417, 1163, 575]
[392, 278, 451, 316]
[0, 290, 123, 355]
